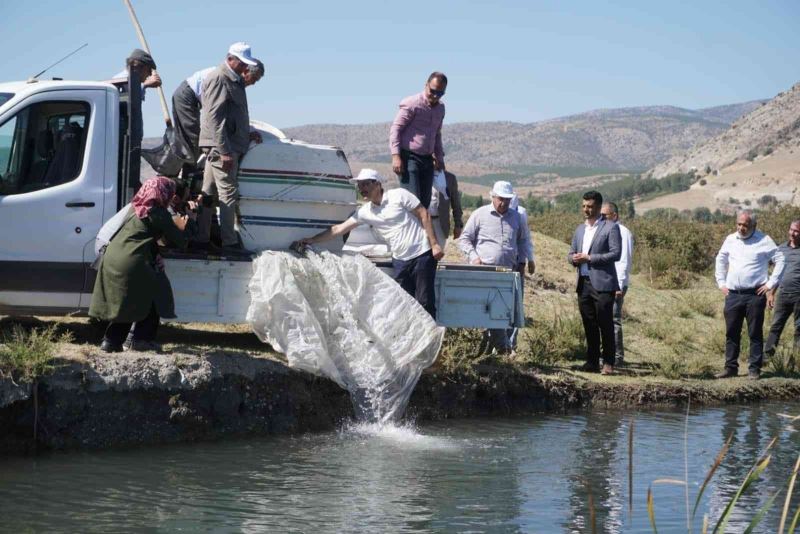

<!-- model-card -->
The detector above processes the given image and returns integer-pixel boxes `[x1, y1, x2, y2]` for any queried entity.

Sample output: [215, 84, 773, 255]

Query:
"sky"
[2, 0, 798, 137]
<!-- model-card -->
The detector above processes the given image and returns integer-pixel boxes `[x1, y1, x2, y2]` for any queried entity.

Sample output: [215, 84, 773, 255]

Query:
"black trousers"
[578, 277, 616, 366]
[723, 290, 766, 372]
[171, 81, 202, 163]
[103, 304, 160, 346]
[765, 291, 800, 354]
[392, 249, 438, 318]
[399, 149, 434, 208]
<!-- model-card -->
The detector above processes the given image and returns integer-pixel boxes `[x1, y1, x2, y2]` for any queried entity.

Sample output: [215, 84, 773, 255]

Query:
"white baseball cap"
[228, 42, 257, 66]
[350, 168, 387, 184]
[490, 180, 515, 199]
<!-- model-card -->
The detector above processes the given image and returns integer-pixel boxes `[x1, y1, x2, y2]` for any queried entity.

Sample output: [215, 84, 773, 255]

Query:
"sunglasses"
[428, 88, 446, 98]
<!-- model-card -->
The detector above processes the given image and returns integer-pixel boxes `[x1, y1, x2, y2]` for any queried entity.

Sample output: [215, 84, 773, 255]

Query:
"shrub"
[520, 311, 586, 367]
[699, 179, 707, 186]
[767, 347, 800, 377]
[0, 324, 70, 383]
[746, 149, 758, 161]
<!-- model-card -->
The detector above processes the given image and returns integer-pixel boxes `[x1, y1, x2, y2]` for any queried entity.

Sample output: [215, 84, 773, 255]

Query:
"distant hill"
[639, 82, 800, 213]
[650, 83, 800, 178]
[283, 101, 763, 175]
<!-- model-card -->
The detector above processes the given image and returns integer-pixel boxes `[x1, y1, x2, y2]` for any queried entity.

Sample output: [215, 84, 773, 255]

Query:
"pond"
[2, 401, 799, 533]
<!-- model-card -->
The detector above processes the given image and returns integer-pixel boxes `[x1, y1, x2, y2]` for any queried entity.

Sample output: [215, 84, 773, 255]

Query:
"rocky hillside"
[650, 83, 800, 178]
[283, 101, 762, 174]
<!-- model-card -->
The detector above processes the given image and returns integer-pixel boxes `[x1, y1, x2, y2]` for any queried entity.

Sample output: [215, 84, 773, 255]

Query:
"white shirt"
[715, 230, 785, 290]
[349, 188, 430, 261]
[186, 67, 215, 99]
[579, 218, 601, 276]
[615, 223, 634, 289]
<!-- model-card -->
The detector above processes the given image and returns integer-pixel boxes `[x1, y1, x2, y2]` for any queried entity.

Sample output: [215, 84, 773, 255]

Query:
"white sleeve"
[394, 188, 421, 211]
[715, 236, 731, 288]
[615, 227, 631, 288]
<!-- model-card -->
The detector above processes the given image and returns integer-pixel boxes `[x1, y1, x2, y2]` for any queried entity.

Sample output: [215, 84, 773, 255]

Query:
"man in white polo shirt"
[292, 168, 444, 317]
[714, 209, 785, 379]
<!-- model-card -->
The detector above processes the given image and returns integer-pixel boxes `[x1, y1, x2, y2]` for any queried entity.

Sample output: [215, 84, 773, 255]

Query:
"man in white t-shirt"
[292, 168, 444, 317]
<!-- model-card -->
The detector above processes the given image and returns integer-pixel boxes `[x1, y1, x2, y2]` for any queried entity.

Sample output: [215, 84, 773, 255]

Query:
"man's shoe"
[580, 362, 600, 373]
[127, 339, 163, 353]
[714, 368, 738, 379]
[122, 333, 134, 351]
[748, 370, 761, 380]
[615, 356, 625, 367]
[601, 364, 614, 376]
[100, 339, 123, 353]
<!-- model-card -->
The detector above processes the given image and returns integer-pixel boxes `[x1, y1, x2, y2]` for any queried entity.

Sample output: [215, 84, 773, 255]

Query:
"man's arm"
[766, 241, 786, 290]
[389, 103, 414, 174]
[568, 228, 580, 265]
[434, 124, 445, 171]
[458, 211, 480, 264]
[616, 229, 630, 289]
[413, 205, 444, 260]
[715, 238, 730, 293]
[293, 218, 360, 248]
[588, 224, 621, 265]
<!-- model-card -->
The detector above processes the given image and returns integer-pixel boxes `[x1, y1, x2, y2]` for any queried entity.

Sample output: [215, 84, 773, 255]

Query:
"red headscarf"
[131, 176, 176, 219]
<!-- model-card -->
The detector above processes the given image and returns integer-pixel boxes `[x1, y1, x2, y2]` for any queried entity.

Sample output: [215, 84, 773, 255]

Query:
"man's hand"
[249, 131, 263, 144]
[768, 290, 777, 309]
[172, 214, 188, 231]
[453, 226, 462, 239]
[143, 73, 162, 89]
[186, 200, 198, 221]
[615, 290, 624, 299]
[527, 261, 535, 275]
[221, 153, 235, 172]
[471, 257, 482, 266]
[572, 252, 591, 265]
[392, 154, 404, 175]
[756, 284, 770, 296]
[290, 238, 313, 253]
[720, 286, 730, 296]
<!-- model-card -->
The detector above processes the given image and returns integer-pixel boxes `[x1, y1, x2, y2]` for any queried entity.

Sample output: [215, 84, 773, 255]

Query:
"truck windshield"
[0, 93, 13, 108]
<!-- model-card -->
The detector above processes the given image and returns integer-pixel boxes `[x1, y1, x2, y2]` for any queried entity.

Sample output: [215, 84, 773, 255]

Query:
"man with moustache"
[291, 169, 443, 317]
[714, 210, 785, 379]
[568, 191, 622, 375]
[390, 72, 448, 209]
[765, 220, 800, 357]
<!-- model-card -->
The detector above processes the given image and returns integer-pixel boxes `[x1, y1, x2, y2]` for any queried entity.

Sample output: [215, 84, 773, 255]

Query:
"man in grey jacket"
[568, 191, 622, 375]
[196, 42, 262, 255]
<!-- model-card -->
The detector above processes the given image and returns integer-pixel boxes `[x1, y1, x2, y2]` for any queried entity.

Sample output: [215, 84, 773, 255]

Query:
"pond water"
[3, 401, 800, 533]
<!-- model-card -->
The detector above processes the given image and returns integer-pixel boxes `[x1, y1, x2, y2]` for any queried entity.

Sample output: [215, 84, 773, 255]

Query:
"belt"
[430, 215, 439, 219]
[729, 287, 759, 294]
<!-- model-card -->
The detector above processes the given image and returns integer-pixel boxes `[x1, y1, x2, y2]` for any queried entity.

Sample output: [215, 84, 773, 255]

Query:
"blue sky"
[3, 0, 798, 136]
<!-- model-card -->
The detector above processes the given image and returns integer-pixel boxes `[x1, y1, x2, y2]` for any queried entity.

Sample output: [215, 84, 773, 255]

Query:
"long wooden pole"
[122, 0, 172, 127]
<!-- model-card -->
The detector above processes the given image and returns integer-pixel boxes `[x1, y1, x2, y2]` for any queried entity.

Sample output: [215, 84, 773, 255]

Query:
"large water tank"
[236, 122, 358, 252]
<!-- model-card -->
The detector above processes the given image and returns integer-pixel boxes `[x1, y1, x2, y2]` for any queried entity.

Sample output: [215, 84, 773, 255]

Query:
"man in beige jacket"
[196, 42, 262, 255]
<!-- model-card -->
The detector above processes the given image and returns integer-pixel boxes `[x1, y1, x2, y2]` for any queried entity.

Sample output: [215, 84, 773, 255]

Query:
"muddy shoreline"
[3, 353, 800, 455]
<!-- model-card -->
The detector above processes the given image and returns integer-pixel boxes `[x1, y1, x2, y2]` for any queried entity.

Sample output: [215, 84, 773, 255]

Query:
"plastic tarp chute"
[247, 250, 444, 424]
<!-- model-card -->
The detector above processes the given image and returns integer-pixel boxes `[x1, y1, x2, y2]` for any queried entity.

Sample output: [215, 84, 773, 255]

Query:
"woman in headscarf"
[90, 176, 192, 352]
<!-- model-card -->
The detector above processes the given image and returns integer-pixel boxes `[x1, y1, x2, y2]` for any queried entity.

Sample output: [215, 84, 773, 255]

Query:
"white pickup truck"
[0, 77, 522, 330]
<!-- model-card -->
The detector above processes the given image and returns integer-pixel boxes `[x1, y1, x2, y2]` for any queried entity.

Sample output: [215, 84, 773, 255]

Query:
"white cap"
[350, 168, 386, 184]
[490, 180, 515, 199]
[228, 42, 257, 66]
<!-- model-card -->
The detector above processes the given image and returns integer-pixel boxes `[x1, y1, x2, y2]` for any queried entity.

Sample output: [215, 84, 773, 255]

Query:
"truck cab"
[0, 80, 121, 315]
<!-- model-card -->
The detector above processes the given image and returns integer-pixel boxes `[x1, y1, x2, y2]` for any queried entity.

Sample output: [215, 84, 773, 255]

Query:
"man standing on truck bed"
[195, 42, 263, 255]
[390, 72, 447, 209]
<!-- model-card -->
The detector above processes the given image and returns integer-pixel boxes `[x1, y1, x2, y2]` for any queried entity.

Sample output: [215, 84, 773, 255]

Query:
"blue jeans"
[392, 249, 437, 318]
[399, 149, 434, 208]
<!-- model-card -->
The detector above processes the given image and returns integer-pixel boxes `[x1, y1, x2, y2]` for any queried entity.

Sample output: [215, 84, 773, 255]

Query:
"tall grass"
[0, 324, 69, 383]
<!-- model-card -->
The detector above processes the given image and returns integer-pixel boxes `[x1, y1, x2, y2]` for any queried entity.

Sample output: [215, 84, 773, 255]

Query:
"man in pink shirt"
[389, 72, 447, 209]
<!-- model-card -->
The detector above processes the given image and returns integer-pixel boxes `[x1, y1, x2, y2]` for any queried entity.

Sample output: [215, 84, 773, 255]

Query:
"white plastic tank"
[237, 122, 358, 251]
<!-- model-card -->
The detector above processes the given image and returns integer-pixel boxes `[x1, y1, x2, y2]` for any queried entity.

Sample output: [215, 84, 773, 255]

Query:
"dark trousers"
[723, 290, 766, 372]
[392, 249, 437, 318]
[103, 305, 160, 346]
[765, 291, 800, 355]
[399, 149, 434, 208]
[171, 81, 201, 163]
[578, 277, 616, 366]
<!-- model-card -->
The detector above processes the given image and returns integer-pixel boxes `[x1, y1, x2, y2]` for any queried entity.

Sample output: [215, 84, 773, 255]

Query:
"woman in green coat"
[90, 176, 191, 352]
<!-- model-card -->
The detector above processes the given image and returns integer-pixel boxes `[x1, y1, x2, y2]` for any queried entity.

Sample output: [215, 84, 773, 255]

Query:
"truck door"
[0, 88, 106, 314]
